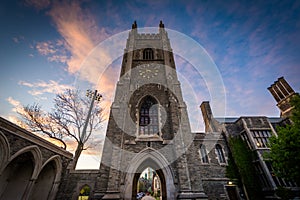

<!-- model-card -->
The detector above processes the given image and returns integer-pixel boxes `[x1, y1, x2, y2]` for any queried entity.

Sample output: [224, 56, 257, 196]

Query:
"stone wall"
[0, 117, 72, 200]
[56, 170, 99, 200]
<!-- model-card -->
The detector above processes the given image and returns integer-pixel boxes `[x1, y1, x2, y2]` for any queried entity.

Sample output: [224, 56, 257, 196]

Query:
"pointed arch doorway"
[132, 167, 166, 200]
[122, 149, 176, 200]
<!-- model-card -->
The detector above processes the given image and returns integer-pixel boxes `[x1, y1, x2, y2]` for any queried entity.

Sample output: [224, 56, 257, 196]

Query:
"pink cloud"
[35, 40, 68, 63]
[18, 80, 74, 96]
[47, 1, 110, 73]
[36, 41, 57, 55]
[6, 97, 28, 118]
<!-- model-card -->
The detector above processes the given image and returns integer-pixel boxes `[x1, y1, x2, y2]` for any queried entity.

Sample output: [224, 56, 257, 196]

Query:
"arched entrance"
[122, 148, 176, 200]
[30, 160, 56, 200]
[132, 167, 166, 200]
[0, 152, 34, 199]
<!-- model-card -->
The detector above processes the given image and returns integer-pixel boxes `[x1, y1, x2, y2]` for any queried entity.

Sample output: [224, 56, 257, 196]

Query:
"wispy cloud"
[47, 1, 110, 73]
[36, 41, 57, 55]
[19, 80, 73, 96]
[12, 36, 25, 43]
[30, 0, 119, 111]
[35, 40, 68, 63]
[24, 0, 50, 10]
[6, 97, 27, 121]
[7, 97, 22, 110]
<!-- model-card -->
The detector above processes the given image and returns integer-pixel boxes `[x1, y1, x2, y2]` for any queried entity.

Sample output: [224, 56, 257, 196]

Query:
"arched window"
[215, 144, 225, 164]
[200, 144, 209, 163]
[143, 48, 154, 60]
[139, 96, 159, 136]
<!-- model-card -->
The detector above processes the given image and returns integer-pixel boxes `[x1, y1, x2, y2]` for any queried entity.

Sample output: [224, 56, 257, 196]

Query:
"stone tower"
[93, 21, 208, 199]
[268, 77, 296, 118]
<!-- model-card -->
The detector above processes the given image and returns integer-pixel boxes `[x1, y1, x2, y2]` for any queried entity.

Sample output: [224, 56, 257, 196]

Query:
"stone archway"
[30, 155, 62, 200]
[0, 131, 10, 173]
[122, 148, 176, 200]
[132, 168, 167, 200]
[30, 160, 56, 200]
[0, 145, 43, 200]
[0, 152, 35, 199]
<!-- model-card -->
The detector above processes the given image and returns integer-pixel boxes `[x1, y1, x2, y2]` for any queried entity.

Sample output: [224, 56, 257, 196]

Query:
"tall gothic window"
[143, 48, 154, 60]
[215, 144, 226, 164]
[200, 144, 209, 163]
[139, 96, 159, 136]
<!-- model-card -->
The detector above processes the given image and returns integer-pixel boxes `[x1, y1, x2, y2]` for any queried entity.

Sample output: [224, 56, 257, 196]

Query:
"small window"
[251, 130, 271, 148]
[143, 48, 154, 60]
[200, 144, 209, 163]
[215, 144, 226, 164]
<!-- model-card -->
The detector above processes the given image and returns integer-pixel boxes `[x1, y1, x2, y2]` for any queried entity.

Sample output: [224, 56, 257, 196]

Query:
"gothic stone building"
[201, 77, 299, 199]
[88, 21, 229, 199]
[1, 21, 299, 200]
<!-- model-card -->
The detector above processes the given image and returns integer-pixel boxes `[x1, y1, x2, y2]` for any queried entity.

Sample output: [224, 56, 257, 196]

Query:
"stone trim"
[0, 117, 72, 158]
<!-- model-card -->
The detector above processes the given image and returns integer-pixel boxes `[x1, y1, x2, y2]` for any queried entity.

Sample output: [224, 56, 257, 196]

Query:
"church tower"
[94, 21, 207, 200]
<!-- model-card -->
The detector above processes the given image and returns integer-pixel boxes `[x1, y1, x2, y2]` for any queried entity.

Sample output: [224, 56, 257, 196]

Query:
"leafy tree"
[268, 94, 300, 185]
[18, 89, 104, 169]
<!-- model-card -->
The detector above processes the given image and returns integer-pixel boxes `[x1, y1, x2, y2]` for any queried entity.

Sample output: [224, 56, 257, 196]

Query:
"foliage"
[268, 94, 300, 185]
[79, 185, 91, 196]
[226, 136, 262, 200]
[225, 152, 241, 186]
[275, 187, 293, 200]
[18, 89, 104, 169]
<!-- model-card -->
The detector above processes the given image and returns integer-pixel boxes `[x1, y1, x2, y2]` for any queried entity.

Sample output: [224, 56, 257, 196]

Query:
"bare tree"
[18, 89, 104, 169]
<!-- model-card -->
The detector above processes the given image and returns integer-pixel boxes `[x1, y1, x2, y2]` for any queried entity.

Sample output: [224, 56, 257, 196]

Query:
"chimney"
[200, 101, 220, 132]
[132, 21, 137, 29]
[268, 77, 296, 118]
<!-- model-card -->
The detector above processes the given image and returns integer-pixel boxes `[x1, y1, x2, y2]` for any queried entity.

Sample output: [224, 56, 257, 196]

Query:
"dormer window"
[143, 48, 154, 60]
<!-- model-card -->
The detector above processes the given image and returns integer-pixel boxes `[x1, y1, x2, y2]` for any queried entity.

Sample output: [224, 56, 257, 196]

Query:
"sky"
[1, 0, 299, 169]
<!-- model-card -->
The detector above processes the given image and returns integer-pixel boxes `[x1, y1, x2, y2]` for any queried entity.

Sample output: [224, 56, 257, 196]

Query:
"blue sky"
[1, 0, 299, 168]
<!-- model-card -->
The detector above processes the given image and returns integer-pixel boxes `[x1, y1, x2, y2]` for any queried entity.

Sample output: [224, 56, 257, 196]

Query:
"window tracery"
[139, 96, 159, 136]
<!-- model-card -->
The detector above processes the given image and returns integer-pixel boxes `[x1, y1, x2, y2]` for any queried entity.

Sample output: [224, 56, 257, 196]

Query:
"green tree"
[268, 94, 300, 185]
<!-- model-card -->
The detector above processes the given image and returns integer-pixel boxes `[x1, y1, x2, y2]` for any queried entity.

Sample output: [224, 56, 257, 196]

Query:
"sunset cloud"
[36, 41, 57, 55]
[29, 0, 121, 115]
[7, 96, 21, 109]
[19, 80, 74, 96]
[35, 40, 68, 63]
[6, 97, 27, 118]
[47, 1, 110, 73]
